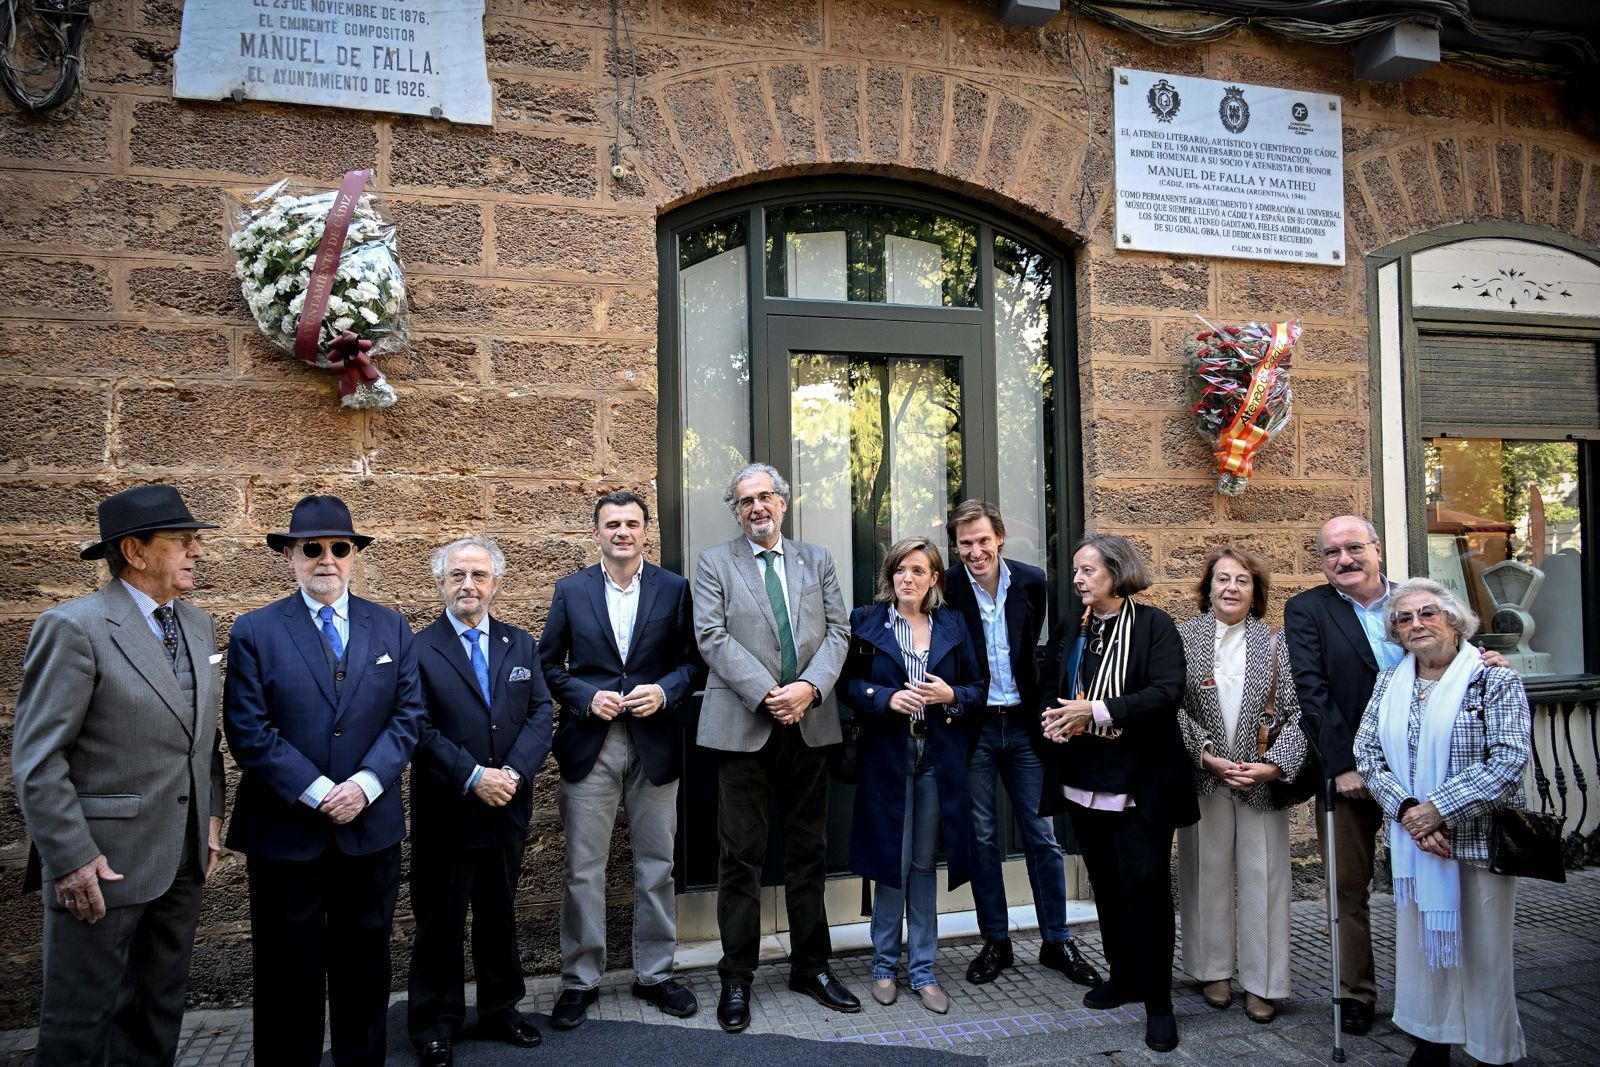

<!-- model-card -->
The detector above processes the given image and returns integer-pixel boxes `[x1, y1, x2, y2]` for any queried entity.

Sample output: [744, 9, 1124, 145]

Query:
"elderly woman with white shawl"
[1353, 577, 1531, 1067]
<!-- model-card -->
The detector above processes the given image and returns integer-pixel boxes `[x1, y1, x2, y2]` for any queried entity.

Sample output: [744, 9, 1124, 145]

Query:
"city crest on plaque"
[1146, 78, 1182, 123]
[1219, 84, 1250, 133]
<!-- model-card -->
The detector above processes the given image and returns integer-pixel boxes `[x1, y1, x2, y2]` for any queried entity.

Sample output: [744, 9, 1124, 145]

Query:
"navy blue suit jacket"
[944, 558, 1050, 722]
[411, 612, 552, 848]
[223, 592, 424, 860]
[538, 561, 703, 787]
[841, 603, 985, 890]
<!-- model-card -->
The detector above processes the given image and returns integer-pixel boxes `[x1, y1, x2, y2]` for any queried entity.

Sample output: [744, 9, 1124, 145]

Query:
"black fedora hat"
[266, 495, 374, 553]
[81, 485, 218, 560]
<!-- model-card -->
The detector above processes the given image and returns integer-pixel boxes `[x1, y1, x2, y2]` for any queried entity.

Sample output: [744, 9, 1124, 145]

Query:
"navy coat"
[841, 603, 985, 891]
[223, 592, 425, 860]
[538, 562, 704, 786]
[412, 613, 552, 849]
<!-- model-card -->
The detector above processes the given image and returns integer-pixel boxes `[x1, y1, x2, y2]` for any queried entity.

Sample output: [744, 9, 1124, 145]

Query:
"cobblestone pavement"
[3, 869, 1596, 1065]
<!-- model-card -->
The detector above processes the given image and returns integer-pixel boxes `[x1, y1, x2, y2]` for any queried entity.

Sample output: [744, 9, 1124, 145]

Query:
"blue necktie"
[464, 628, 491, 705]
[318, 604, 344, 659]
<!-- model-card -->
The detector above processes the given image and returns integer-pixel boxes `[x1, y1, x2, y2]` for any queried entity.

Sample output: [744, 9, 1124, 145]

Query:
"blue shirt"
[966, 561, 1022, 707]
[447, 612, 498, 794]
[1338, 578, 1405, 672]
[296, 586, 380, 809]
[119, 579, 172, 643]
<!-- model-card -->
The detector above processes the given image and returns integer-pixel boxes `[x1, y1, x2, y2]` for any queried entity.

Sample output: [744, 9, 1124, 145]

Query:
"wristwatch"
[503, 766, 521, 788]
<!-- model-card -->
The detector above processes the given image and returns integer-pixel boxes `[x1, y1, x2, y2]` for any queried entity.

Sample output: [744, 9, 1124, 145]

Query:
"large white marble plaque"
[1113, 67, 1345, 266]
[174, 0, 493, 126]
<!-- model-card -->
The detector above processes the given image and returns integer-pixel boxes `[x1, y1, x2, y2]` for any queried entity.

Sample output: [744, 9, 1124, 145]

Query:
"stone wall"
[1, 0, 1597, 1025]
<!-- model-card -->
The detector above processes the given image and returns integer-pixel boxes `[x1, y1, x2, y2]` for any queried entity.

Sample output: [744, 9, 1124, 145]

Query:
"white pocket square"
[208, 653, 223, 665]
[375, 653, 393, 665]
[508, 666, 531, 682]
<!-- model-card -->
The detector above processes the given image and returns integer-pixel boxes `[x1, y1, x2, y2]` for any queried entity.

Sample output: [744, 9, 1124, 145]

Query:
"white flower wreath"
[227, 176, 408, 409]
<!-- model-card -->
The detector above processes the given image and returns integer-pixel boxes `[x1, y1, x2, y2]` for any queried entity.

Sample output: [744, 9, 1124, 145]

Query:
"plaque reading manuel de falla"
[174, 0, 493, 126]
[1113, 67, 1346, 266]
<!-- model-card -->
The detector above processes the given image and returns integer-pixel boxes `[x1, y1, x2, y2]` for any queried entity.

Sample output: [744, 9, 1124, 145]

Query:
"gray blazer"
[693, 536, 849, 752]
[12, 581, 226, 907]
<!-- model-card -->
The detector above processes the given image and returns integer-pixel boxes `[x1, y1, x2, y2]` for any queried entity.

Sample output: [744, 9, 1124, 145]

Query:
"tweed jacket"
[1177, 612, 1306, 812]
[692, 535, 849, 752]
[1353, 662, 1530, 866]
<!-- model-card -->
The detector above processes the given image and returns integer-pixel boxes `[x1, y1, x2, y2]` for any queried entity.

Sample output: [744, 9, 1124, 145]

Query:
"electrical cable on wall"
[1068, 0, 1597, 77]
[609, 0, 639, 180]
[0, 0, 92, 117]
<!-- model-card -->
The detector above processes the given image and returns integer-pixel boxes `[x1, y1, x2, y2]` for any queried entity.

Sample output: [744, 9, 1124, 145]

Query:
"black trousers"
[716, 725, 832, 985]
[1068, 804, 1177, 1015]
[246, 844, 401, 1067]
[406, 838, 526, 1045]
[35, 830, 203, 1067]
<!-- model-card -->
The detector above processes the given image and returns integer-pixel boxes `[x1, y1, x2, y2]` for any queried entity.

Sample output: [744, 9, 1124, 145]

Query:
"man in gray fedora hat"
[12, 483, 226, 1067]
[224, 494, 424, 1067]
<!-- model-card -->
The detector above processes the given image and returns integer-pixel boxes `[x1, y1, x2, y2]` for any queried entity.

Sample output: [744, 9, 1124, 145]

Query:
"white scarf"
[1378, 640, 1477, 970]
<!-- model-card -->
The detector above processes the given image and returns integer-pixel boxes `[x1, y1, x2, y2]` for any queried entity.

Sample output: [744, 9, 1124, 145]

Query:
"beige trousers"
[1177, 788, 1292, 999]
[1392, 862, 1525, 1065]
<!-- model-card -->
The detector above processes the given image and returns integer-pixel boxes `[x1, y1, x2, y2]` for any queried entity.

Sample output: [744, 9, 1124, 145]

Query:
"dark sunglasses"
[299, 540, 354, 559]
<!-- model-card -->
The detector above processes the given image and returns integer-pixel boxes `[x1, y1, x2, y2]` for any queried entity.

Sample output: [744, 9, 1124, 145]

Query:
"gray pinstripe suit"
[12, 580, 225, 1066]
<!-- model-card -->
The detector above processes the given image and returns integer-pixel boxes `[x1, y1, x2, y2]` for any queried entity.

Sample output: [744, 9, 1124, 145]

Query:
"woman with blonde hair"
[842, 536, 984, 1014]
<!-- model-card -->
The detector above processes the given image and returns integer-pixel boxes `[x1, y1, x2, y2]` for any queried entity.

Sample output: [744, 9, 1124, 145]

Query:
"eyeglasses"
[299, 540, 354, 559]
[1393, 605, 1443, 627]
[735, 491, 782, 512]
[1320, 540, 1375, 560]
[151, 533, 204, 549]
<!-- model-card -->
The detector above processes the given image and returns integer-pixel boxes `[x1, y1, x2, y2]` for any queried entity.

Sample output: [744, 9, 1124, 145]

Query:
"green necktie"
[760, 550, 799, 685]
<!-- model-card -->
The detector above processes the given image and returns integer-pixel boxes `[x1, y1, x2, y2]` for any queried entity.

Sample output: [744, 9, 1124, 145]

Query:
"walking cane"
[1324, 773, 1346, 1063]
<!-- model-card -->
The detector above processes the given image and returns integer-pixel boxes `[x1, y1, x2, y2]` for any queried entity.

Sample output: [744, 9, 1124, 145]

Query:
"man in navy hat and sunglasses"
[13, 484, 225, 1067]
[223, 494, 425, 1067]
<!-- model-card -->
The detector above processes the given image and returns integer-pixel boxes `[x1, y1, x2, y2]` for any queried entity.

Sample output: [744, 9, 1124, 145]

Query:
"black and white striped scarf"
[1076, 600, 1136, 739]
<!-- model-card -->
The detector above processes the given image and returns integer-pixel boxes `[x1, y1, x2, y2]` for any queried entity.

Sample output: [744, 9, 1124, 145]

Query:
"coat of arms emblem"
[1147, 79, 1181, 123]
[1219, 85, 1250, 133]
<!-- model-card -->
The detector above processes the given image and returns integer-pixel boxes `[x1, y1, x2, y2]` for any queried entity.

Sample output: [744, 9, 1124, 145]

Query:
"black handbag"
[1467, 674, 1567, 882]
[1488, 806, 1566, 882]
[1257, 631, 1317, 809]
[828, 717, 862, 785]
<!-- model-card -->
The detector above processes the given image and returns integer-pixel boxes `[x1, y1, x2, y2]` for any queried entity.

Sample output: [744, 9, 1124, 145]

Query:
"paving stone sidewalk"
[3, 868, 1596, 1065]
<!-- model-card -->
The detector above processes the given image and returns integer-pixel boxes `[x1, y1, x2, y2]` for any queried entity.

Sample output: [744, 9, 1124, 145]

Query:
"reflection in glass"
[993, 236, 1055, 573]
[790, 354, 963, 606]
[679, 217, 751, 571]
[1423, 437, 1585, 676]
[766, 203, 977, 306]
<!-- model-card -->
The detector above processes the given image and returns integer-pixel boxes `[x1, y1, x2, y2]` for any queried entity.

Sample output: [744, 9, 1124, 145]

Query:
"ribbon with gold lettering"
[1211, 320, 1295, 479]
[293, 167, 374, 365]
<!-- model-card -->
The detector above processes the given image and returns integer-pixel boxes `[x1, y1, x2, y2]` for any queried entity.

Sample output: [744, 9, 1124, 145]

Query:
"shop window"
[1372, 231, 1600, 684]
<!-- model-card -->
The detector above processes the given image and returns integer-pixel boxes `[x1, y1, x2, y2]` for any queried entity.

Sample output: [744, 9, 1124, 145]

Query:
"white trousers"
[1176, 788, 1291, 999]
[1393, 862, 1525, 1065]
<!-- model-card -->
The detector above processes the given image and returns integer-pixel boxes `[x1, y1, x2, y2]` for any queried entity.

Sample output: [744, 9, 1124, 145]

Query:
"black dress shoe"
[1040, 938, 1103, 987]
[1339, 998, 1374, 1035]
[480, 1013, 542, 1047]
[788, 969, 861, 1013]
[633, 978, 699, 1018]
[1145, 1012, 1179, 1052]
[965, 938, 1014, 984]
[1082, 981, 1136, 1010]
[418, 1039, 452, 1067]
[551, 987, 598, 1030]
[717, 983, 751, 1032]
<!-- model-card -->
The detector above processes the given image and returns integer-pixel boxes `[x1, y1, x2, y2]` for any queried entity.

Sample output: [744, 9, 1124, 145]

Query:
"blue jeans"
[967, 713, 1070, 942]
[870, 747, 942, 989]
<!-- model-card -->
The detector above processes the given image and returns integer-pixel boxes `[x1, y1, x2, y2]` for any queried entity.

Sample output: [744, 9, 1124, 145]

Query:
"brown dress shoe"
[1202, 979, 1232, 1009]
[1244, 991, 1276, 1023]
